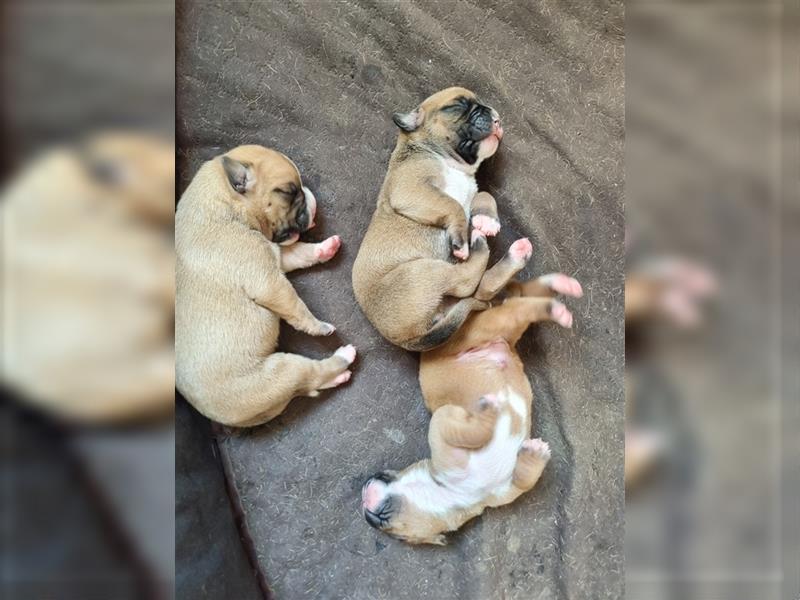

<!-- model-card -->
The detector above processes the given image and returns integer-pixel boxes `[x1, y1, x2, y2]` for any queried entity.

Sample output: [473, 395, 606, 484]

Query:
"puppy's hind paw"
[471, 214, 501, 237]
[333, 344, 357, 365]
[508, 238, 533, 263]
[549, 301, 573, 328]
[311, 321, 336, 336]
[538, 273, 583, 298]
[521, 438, 551, 461]
[314, 235, 341, 262]
[319, 370, 352, 390]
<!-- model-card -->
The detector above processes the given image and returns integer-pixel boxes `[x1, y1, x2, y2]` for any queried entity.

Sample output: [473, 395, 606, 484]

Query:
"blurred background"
[1, 1, 175, 599]
[626, 1, 798, 599]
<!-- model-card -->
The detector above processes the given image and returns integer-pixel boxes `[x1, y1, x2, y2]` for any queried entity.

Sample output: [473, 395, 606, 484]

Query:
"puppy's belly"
[425, 389, 527, 512]
[464, 392, 526, 496]
[421, 339, 531, 414]
[360, 213, 450, 270]
[457, 339, 512, 368]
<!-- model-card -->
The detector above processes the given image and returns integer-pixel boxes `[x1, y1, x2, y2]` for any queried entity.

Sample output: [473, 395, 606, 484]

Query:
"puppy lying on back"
[353, 87, 516, 351]
[361, 269, 583, 545]
[176, 145, 356, 427]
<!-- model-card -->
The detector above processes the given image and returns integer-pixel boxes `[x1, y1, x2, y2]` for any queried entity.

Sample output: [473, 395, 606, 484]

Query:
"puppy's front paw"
[314, 235, 341, 262]
[452, 246, 469, 260]
[311, 321, 336, 336]
[521, 438, 551, 461]
[472, 214, 501, 237]
[448, 225, 469, 260]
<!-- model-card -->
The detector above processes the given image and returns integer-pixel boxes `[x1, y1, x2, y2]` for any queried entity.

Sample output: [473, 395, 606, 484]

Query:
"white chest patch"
[439, 160, 478, 219]
[398, 388, 528, 515]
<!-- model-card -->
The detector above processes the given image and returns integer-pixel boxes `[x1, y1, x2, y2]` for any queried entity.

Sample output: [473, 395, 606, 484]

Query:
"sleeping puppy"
[352, 87, 512, 351]
[1, 132, 175, 423]
[176, 145, 356, 427]
[361, 271, 583, 544]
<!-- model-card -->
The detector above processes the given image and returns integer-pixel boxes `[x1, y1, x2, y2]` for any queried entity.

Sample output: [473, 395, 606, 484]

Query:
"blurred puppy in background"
[2, 132, 175, 423]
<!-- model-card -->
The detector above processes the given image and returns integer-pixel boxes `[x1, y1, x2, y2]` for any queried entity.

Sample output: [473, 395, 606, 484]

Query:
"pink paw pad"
[522, 438, 551, 460]
[314, 235, 341, 261]
[550, 301, 573, 328]
[362, 479, 387, 512]
[334, 344, 357, 365]
[659, 289, 701, 328]
[471, 214, 501, 236]
[508, 238, 533, 262]
[539, 273, 583, 297]
[329, 370, 352, 386]
[452, 246, 469, 260]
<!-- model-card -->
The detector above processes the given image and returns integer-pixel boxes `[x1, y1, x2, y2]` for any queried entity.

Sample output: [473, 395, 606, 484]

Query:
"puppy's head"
[361, 469, 450, 546]
[81, 131, 175, 225]
[219, 145, 317, 245]
[392, 87, 503, 168]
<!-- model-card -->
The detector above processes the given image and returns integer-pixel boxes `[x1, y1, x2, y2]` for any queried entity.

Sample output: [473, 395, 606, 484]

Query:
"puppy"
[625, 257, 716, 487]
[176, 145, 356, 427]
[352, 87, 519, 351]
[361, 272, 583, 544]
[1, 132, 175, 423]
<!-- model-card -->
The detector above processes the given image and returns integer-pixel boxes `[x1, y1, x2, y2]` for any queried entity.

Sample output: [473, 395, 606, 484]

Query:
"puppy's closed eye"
[274, 183, 298, 198]
[441, 98, 470, 114]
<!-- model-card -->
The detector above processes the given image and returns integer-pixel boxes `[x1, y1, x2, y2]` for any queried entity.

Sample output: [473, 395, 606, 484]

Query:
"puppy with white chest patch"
[352, 87, 528, 351]
[176, 145, 356, 427]
[361, 270, 584, 545]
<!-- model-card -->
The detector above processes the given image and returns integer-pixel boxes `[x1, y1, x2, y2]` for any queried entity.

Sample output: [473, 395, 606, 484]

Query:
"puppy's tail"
[403, 298, 488, 352]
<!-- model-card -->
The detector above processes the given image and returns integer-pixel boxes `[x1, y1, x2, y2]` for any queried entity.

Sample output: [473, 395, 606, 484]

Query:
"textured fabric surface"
[175, 398, 263, 599]
[177, 1, 624, 598]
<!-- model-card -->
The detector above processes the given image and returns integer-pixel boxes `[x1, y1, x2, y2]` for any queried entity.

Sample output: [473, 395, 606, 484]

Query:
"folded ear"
[221, 156, 255, 194]
[392, 108, 425, 133]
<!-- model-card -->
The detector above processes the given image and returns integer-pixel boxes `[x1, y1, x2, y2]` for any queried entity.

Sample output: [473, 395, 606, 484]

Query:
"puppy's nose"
[361, 477, 387, 513]
[492, 118, 504, 139]
[302, 186, 317, 229]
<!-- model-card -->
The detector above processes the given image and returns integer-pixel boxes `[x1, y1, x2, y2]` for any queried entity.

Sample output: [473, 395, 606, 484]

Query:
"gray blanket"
[177, 1, 624, 598]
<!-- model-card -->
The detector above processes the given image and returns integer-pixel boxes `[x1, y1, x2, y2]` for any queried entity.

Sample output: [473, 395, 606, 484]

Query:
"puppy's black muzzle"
[362, 472, 396, 530]
[294, 195, 311, 231]
[364, 507, 384, 530]
[455, 103, 496, 164]
[273, 193, 311, 243]
[369, 471, 396, 485]
[465, 104, 494, 139]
